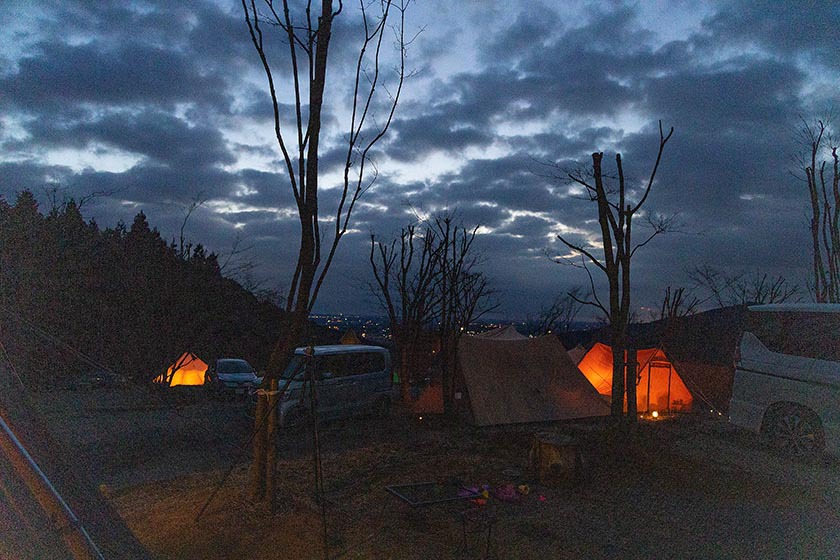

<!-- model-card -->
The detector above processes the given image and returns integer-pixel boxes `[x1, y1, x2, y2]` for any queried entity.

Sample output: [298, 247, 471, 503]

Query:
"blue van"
[276, 345, 394, 426]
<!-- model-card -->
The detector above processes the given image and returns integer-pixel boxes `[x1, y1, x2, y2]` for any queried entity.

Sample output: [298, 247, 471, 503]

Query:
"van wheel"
[765, 405, 824, 457]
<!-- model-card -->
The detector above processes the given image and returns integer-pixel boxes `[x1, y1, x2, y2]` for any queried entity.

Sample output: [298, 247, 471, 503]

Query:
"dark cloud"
[2, 0, 839, 317]
[388, 112, 495, 161]
[1, 40, 230, 111]
[19, 109, 235, 169]
[704, 1, 840, 70]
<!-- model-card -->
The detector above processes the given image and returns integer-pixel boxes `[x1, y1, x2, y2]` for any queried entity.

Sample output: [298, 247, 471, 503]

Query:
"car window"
[317, 354, 349, 379]
[345, 352, 386, 376]
[746, 311, 840, 361]
[217, 359, 253, 373]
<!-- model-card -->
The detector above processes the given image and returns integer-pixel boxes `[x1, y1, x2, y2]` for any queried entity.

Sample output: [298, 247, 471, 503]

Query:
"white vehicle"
[729, 304, 840, 457]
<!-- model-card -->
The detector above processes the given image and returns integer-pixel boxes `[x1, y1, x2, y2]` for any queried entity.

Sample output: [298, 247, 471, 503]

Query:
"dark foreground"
[7, 385, 840, 559]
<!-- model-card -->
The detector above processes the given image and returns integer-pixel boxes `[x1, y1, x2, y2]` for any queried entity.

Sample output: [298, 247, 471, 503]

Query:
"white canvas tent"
[567, 344, 587, 365]
[476, 325, 528, 340]
[455, 334, 609, 426]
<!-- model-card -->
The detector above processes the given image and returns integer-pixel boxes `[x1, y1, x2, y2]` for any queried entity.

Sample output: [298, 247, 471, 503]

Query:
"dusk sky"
[1, 1, 838, 319]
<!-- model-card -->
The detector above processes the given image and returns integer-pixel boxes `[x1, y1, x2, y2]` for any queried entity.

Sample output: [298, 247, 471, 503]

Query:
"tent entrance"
[643, 360, 673, 413]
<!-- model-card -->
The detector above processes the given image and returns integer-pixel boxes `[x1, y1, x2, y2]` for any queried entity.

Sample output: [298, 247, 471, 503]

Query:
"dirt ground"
[29, 386, 840, 559]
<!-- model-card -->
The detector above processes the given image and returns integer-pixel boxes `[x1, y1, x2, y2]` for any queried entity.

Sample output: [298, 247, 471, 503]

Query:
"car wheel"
[765, 405, 825, 457]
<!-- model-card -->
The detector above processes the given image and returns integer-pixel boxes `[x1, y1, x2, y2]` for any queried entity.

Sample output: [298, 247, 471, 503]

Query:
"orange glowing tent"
[576, 342, 692, 413]
[154, 352, 208, 386]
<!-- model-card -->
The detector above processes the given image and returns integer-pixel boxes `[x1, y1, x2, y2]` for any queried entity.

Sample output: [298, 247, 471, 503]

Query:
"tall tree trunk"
[626, 348, 638, 421]
[249, 394, 267, 500]
[399, 339, 412, 403]
[249, 309, 307, 504]
[610, 337, 625, 418]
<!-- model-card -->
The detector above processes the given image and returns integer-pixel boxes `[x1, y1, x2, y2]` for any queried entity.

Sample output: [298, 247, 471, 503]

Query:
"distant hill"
[0, 191, 333, 387]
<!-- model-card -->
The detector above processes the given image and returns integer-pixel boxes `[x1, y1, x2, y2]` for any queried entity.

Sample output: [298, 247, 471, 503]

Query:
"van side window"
[748, 311, 840, 361]
[317, 354, 348, 379]
[346, 352, 386, 376]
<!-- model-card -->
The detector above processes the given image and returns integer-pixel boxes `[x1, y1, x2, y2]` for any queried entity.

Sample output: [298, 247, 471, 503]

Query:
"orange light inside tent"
[576, 343, 693, 412]
[157, 352, 208, 386]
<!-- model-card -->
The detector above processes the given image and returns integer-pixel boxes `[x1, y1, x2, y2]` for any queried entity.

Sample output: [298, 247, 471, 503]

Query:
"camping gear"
[529, 433, 581, 482]
[566, 344, 587, 365]
[339, 328, 361, 345]
[385, 482, 480, 508]
[493, 484, 519, 502]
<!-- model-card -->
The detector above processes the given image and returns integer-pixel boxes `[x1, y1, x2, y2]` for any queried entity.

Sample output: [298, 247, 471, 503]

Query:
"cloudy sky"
[1, 1, 838, 319]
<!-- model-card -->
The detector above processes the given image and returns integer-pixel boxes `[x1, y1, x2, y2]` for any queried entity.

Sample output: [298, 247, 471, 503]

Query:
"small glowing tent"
[576, 342, 692, 413]
[340, 328, 362, 345]
[154, 352, 208, 386]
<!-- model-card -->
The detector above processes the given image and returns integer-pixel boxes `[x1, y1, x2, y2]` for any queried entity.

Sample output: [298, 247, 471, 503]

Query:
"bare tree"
[369, 225, 440, 403]
[555, 122, 674, 419]
[655, 286, 700, 322]
[40, 184, 112, 215]
[176, 192, 206, 259]
[369, 214, 496, 409]
[689, 265, 801, 307]
[241, 0, 412, 503]
[526, 287, 585, 336]
[794, 117, 839, 302]
[432, 214, 497, 412]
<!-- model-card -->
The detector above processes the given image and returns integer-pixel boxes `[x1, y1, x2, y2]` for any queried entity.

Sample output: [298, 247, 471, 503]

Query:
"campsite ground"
[33, 386, 840, 559]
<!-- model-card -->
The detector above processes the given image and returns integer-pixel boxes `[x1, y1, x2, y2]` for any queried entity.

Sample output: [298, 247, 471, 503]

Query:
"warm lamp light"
[651, 410, 659, 418]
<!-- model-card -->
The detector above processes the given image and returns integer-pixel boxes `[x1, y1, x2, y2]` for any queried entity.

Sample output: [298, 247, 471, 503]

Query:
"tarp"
[0, 373, 150, 559]
[576, 342, 692, 412]
[476, 325, 528, 340]
[456, 335, 610, 426]
[154, 352, 208, 386]
[669, 361, 732, 414]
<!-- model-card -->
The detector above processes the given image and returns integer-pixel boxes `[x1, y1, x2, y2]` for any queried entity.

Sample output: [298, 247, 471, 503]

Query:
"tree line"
[0, 190, 298, 388]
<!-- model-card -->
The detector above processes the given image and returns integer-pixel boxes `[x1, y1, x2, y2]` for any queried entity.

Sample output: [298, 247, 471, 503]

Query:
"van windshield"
[217, 359, 252, 374]
[280, 356, 307, 380]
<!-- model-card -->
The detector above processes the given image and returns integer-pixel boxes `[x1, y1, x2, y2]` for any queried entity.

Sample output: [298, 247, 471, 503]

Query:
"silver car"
[207, 358, 263, 396]
[276, 345, 394, 426]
